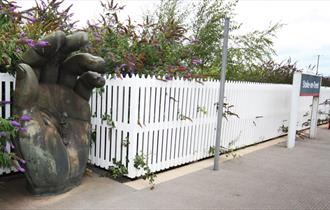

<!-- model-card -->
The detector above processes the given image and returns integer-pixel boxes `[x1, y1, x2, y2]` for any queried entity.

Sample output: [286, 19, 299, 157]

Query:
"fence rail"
[1, 73, 330, 177]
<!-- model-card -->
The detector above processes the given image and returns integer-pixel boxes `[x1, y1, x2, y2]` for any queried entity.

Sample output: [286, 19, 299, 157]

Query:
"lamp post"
[316, 55, 320, 75]
[214, 18, 230, 170]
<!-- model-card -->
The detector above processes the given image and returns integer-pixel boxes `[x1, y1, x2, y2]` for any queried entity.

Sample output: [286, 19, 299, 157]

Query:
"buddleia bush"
[0, 0, 76, 73]
[86, 0, 194, 79]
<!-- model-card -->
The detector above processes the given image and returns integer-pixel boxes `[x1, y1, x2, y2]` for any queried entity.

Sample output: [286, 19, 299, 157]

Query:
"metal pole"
[316, 55, 320, 75]
[214, 18, 230, 170]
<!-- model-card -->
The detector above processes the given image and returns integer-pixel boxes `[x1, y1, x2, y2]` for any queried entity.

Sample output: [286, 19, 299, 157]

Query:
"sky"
[17, 0, 330, 76]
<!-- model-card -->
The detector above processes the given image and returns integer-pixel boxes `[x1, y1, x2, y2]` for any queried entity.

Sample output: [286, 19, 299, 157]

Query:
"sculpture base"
[26, 177, 83, 196]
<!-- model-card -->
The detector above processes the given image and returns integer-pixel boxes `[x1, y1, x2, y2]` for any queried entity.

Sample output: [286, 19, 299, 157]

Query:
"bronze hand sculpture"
[13, 31, 106, 195]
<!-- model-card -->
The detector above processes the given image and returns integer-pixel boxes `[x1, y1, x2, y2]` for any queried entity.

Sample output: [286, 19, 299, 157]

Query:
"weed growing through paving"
[106, 158, 128, 179]
[133, 153, 157, 190]
[209, 144, 240, 159]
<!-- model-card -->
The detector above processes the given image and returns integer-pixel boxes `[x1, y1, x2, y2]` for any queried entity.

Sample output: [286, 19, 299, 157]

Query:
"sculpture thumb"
[14, 63, 39, 108]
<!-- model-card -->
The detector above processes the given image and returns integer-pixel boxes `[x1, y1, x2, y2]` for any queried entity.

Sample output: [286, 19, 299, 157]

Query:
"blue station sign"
[300, 74, 321, 97]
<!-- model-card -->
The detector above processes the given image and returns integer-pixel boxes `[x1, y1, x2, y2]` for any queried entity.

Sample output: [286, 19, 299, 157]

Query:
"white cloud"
[235, 0, 330, 76]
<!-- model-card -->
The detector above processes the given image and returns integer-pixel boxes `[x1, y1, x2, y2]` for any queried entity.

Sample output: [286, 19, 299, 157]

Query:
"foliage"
[278, 124, 288, 133]
[209, 138, 239, 159]
[197, 106, 208, 115]
[84, 0, 316, 86]
[91, 129, 96, 144]
[2, 0, 329, 85]
[133, 153, 157, 189]
[0, 111, 30, 172]
[107, 158, 128, 179]
[214, 101, 239, 120]
[0, 0, 76, 73]
[0, 0, 24, 73]
[101, 113, 116, 128]
[322, 77, 330, 87]
[228, 58, 301, 84]
[85, 0, 193, 79]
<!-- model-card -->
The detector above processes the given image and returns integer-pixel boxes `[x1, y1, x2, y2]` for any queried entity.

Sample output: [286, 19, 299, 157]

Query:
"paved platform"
[1, 127, 329, 209]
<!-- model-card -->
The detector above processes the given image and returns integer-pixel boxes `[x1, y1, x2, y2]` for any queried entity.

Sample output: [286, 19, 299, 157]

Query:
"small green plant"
[133, 153, 157, 189]
[107, 158, 128, 179]
[0, 113, 30, 172]
[302, 119, 311, 127]
[209, 145, 239, 159]
[278, 121, 308, 139]
[197, 106, 208, 115]
[215, 102, 239, 120]
[91, 129, 96, 145]
[209, 138, 240, 159]
[178, 113, 193, 122]
[95, 87, 105, 96]
[278, 124, 288, 133]
[122, 136, 129, 147]
[101, 114, 116, 128]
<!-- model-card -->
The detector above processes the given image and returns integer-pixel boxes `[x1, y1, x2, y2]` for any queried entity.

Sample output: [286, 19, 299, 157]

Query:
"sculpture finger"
[13, 64, 39, 108]
[59, 53, 106, 88]
[74, 72, 105, 101]
[61, 31, 89, 53]
[22, 48, 48, 68]
[22, 31, 66, 84]
[33, 31, 66, 58]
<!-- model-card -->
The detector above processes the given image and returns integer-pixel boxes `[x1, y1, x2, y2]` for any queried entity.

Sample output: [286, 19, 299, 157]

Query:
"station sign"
[300, 74, 321, 96]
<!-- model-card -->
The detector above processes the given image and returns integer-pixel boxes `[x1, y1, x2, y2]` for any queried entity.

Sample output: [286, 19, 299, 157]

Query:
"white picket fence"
[89, 75, 330, 178]
[1, 73, 330, 177]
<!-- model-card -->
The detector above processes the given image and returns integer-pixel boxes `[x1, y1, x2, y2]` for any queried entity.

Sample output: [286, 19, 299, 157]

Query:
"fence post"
[126, 76, 139, 178]
[287, 71, 302, 148]
[310, 96, 320, 138]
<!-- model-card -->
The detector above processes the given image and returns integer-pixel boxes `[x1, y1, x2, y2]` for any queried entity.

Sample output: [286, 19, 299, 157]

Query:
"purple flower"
[10, 120, 21, 127]
[19, 127, 28, 133]
[20, 115, 31, 121]
[23, 38, 35, 47]
[9, 6, 16, 12]
[19, 159, 26, 164]
[119, 63, 127, 69]
[12, 160, 26, 173]
[0, 131, 8, 138]
[36, 40, 49, 47]
[0, 100, 11, 105]
[16, 48, 22, 53]
[28, 17, 37, 23]
[17, 166, 26, 173]
[41, 0, 47, 9]
[165, 74, 173, 80]
[93, 32, 101, 41]
[4, 142, 11, 153]
[192, 57, 203, 65]
[19, 32, 26, 38]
